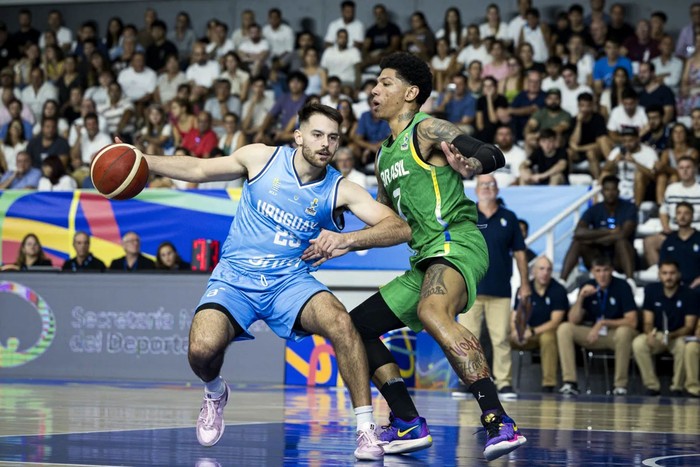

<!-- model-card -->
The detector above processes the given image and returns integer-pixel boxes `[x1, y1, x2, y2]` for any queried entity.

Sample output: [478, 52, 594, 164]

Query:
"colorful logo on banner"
[285, 329, 416, 387]
[0, 281, 56, 368]
[415, 331, 460, 389]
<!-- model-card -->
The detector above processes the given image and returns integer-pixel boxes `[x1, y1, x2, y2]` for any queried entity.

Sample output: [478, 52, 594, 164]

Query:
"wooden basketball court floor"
[0, 380, 698, 466]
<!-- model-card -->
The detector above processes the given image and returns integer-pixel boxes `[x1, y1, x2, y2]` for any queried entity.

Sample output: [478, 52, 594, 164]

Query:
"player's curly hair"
[379, 52, 433, 107]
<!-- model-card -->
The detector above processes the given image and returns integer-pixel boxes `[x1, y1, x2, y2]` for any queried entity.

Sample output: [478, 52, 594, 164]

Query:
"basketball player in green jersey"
[304, 52, 526, 461]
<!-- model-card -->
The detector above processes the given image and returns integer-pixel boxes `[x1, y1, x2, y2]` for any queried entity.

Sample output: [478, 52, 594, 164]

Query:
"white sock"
[354, 405, 374, 431]
[204, 376, 225, 398]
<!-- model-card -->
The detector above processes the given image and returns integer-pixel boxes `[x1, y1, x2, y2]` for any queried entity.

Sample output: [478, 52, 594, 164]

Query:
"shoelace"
[199, 398, 217, 428]
[474, 420, 502, 438]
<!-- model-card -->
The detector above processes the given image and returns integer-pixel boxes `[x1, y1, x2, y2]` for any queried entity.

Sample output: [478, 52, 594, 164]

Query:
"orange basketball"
[90, 143, 149, 200]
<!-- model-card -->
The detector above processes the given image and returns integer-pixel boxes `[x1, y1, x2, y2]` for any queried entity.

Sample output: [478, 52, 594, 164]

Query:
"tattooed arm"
[415, 117, 485, 178]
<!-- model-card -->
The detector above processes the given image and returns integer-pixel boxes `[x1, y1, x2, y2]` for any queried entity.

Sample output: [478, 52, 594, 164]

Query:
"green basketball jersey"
[377, 112, 479, 267]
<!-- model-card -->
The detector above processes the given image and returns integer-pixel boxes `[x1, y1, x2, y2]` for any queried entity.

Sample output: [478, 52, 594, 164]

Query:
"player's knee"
[187, 338, 219, 364]
[416, 301, 443, 331]
[325, 309, 357, 341]
[557, 322, 573, 339]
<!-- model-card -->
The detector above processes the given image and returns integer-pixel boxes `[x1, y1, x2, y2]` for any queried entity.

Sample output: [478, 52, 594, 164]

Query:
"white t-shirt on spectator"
[78, 131, 112, 165]
[156, 71, 187, 105]
[263, 23, 295, 58]
[494, 144, 527, 187]
[186, 60, 221, 88]
[39, 27, 73, 49]
[651, 56, 683, 94]
[542, 76, 565, 92]
[607, 144, 658, 200]
[606, 105, 649, 133]
[205, 39, 235, 59]
[456, 44, 492, 68]
[478, 23, 509, 42]
[660, 181, 700, 227]
[85, 85, 110, 109]
[320, 46, 361, 85]
[20, 82, 58, 121]
[38, 174, 77, 191]
[508, 16, 527, 45]
[1, 141, 27, 172]
[324, 18, 364, 46]
[561, 84, 594, 117]
[118, 67, 157, 102]
[68, 116, 109, 146]
[97, 99, 134, 135]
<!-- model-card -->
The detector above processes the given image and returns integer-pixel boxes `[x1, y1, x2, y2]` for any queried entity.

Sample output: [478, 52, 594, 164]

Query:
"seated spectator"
[334, 146, 366, 188]
[659, 202, 700, 289]
[518, 8, 550, 64]
[599, 67, 631, 121]
[0, 99, 34, 141]
[55, 55, 84, 109]
[70, 111, 111, 171]
[0, 151, 41, 189]
[677, 31, 700, 117]
[568, 92, 610, 180]
[14, 43, 40, 90]
[593, 39, 633, 95]
[524, 88, 571, 146]
[479, 4, 509, 43]
[456, 24, 489, 69]
[67, 98, 108, 147]
[561, 175, 637, 281]
[254, 71, 307, 145]
[336, 98, 357, 152]
[686, 321, 700, 398]
[237, 23, 270, 79]
[240, 76, 273, 140]
[62, 231, 106, 272]
[117, 52, 157, 122]
[353, 98, 390, 169]
[657, 125, 699, 198]
[401, 11, 436, 62]
[30, 99, 68, 138]
[185, 42, 221, 102]
[564, 33, 594, 87]
[557, 255, 638, 396]
[645, 158, 700, 263]
[168, 11, 196, 68]
[541, 56, 564, 92]
[182, 111, 217, 158]
[38, 154, 76, 191]
[465, 60, 484, 96]
[109, 231, 156, 272]
[206, 21, 235, 60]
[641, 106, 670, 155]
[0, 86, 35, 127]
[145, 19, 178, 73]
[638, 62, 675, 126]
[691, 109, 700, 153]
[0, 118, 29, 173]
[651, 35, 683, 95]
[499, 57, 524, 103]
[97, 82, 135, 141]
[1, 233, 52, 271]
[520, 129, 568, 185]
[492, 125, 526, 187]
[20, 66, 58, 120]
[607, 89, 649, 143]
[204, 79, 241, 137]
[218, 52, 250, 101]
[482, 40, 508, 82]
[169, 97, 197, 148]
[136, 104, 173, 155]
[509, 69, 545, 141]
[154, 54, 186, 107]
[436, 7, 467, 51]
[358, 4, 401, 80]
[560, 64, 593, 118]
[607, 4, 634, 49]
[633, 260, 698, 395]
[155, 241, 191, 271]
[320, 76, 350, 111]
[603, 126, 658, 205]
[434, 73, 476, 133]
[299, 47, 327, 97]
[621, 19, 659, 65]
[218, 112, 245, 157]
[516, 41, 544, 75]
[26, 116, 70, 168]
[321, 29, 361, 92]
[61, 86, 83, 127]
[510, 256, 566, 392]
[475, 76, 509, 144]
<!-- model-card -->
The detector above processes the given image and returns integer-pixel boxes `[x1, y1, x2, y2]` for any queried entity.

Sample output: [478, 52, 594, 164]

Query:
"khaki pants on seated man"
[686, 340, 700, 397]
[511, 330, 559, 388]
[557, 322, 637, 390]
[632, 333, 686, 392]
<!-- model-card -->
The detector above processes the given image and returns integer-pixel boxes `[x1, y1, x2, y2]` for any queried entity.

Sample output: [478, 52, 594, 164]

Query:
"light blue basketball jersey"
[216, 146, 343, 278]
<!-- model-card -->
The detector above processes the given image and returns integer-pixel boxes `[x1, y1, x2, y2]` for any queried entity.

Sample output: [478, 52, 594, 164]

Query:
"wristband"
[451, 134, 506, 173]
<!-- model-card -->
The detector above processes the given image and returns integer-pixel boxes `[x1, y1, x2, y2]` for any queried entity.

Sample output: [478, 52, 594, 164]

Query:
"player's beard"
[301, 143, 332, 169]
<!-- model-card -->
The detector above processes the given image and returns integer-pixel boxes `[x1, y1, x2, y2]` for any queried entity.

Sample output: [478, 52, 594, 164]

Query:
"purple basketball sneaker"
[377, 412, 433, 454]
[480, 410, 527, 461]
[196, 384, 230, 447]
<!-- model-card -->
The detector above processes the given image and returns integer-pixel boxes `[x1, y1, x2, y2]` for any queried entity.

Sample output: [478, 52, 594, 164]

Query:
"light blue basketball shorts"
[196, 265, 330, 342]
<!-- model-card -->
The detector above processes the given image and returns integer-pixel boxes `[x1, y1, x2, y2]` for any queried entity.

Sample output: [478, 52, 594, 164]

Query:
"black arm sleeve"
[452, 134, 506, 174]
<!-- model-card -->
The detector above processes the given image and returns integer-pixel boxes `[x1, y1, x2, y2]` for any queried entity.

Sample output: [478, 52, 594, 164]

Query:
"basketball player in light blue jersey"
[131, 103, 410, 461]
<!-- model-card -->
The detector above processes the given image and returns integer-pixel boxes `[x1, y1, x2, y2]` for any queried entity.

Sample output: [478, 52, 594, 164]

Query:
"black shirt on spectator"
[365, 22, 402, 53]
[477, 206, 526, 298]
[643, 282, 699, 332]
[109, 255, 156, 271]
[476, 94, 509, 144]
[639, 85, 676, 115]
[528, 148, 569, 184]
[11, 28, 40, 49]
[26, 136, 71, 169]
[659, 231, 700, 287]
[514, 279, 569, 327]
[62, 254, 106, 272]
[580, 277, 637, 325]
[145, 41, 178, 72]
[577, 112, 607, 145]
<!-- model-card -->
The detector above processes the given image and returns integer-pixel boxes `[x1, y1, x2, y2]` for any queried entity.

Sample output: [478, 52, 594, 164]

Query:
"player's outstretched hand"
[440, 141, 480, 178]
[301, 229, 351, 267]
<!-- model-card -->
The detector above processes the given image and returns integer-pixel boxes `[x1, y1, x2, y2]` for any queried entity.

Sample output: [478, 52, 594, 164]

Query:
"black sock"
[469, 378, 505, 415]
[379, 378, 420, 421]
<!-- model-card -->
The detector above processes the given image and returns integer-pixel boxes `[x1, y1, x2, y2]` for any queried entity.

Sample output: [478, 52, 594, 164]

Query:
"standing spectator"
[561, 175, 637, 281]
[675, 3, 700, 59]
[557, 256, 638, 395]
[633, 260, 698, 395]
[37, 154, 76, 191]
[12, 9, 41, 53]
[236, 24, 270, 79]
[204, 79, 241, 137]
[155, 241, 191, 271]
[321, 29, 361, 91]
[324, 1, 364, 49]
[606, 89, 649, 143]
[622, 20, 659, 65]
[217, 112, 245, 157]
[592, 39, 633, 94]
[154, 54, 186, 106]
[510, 256, 567, 392]
[145, 20, 178, 73]
[97, 82, 135, 140]
[20, 67, 58, 120]
[602, 126, 657, 205]
[62, 231, 106, 272]
[652, 35, 683, 95]
[475, 77, 510, 144]
[1, 233, 51, 271]
[509, 70, 545, 141]
[109, 231, 156, 271]
[493, 125, 527, 187]
[659, 203, 700, 290]
[645, 157, 700, 266]
[185, 42, 221, 102]
[638, 62, 676, 126]
[168, 12, 196, 68]
[70, 112, 111, 168]
[677, 32, 700, 117]
[520, 129, 568, 185]
[560, 64, 594, 117]
[26, 116, 70, 168]
[0, 151, 41, 189]
[434, 74, 476, 133]
[508, 0, 531, 47]
[568, 93, 610, 180]
[458, 174, 531, 397]
[240, 76, 273, 140]
[218, 52, 250, 101]
[182, 111, 217, 158]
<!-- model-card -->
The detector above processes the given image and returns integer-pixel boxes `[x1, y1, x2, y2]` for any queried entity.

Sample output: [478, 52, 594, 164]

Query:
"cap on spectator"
[546, 88, 561, 96]
[620, 126, 639, 137]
